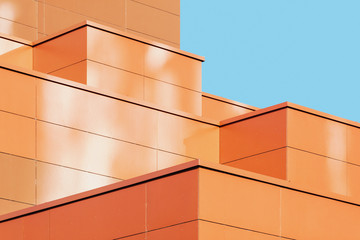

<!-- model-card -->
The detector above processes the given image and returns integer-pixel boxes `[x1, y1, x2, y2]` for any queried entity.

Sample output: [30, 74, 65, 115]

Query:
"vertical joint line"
[35, 79, 38, 205]
[279, 189, 282, 238]
[124, 0, 128, 30]
[156, 150, 158, 171]
[145, 183, 148, 234]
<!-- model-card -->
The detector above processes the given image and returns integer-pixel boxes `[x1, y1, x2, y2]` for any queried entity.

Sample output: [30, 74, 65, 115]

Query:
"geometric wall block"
[0, 0, 179, 46]
[220, 107, 287, 164]
[2, 161, 358, 239]
[220, 102, 360, 188]
[34, 22, 203, 115]
[199, 168, 282, 236]
[221, 104, 283, 179]
[0, 167, 199, 240]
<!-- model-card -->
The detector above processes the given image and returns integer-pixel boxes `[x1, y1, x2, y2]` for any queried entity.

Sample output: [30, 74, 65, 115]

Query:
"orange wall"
[0, 168, 199, 240]
[1, 164, 360, 239]
[220, 108, 287, 179]
[0, 21, 217, 215]
[0, 61, 219, 214]
[2, 4, 360, 238]
[198, 167, 360, 240]
[33, 24, 202, 115]
[0, 0, 180, 47]
[220, 103, 360, 203]
[3, 26, 360, 223]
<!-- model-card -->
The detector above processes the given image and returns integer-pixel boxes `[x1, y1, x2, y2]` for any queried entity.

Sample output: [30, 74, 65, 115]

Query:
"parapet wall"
[0, 0, 180, 47]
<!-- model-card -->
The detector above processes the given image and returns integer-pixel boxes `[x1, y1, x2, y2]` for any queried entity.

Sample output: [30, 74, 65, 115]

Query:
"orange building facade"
[1, 1, 360, 239]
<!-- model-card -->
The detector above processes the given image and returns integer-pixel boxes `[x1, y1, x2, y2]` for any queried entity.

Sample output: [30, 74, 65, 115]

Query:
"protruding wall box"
[33, 22, 203, 115]
[220, 102, 360, 202]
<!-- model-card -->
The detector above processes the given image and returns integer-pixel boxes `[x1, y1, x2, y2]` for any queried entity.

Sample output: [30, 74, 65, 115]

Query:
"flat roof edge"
[0, 62, 219, 126]
[0, 160, 201, 222]
[32, 20, 205, 62]
[202, 92, 259, 111]
[0, 32, 32, 46]
[221, 101, 360, 128]
[1, 158, 360, 223]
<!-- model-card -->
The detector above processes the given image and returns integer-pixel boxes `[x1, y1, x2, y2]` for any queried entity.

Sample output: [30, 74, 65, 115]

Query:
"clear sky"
[181, 0, 360, 122]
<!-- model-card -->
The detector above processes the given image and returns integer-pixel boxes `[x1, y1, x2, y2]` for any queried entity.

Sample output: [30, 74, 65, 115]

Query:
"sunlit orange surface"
[0, 1, 360, 239]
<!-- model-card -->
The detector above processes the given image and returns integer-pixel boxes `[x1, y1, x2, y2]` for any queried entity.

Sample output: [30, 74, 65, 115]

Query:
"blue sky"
[181, 0, 360, 122]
